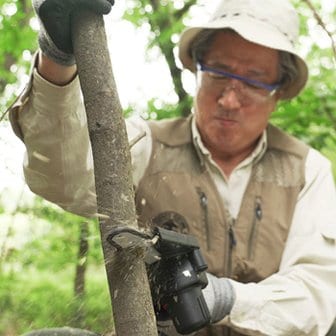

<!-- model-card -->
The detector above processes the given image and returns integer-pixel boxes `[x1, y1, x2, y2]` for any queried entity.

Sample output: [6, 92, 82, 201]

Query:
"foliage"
[0, 0, 37, 112]
[0, 198, 113, 335]
[11, 199, 103, 269]
[123, 0, 196, 117]
[125, 96, 194, 120]
[271, 0, 336, 164]
[0, 269, 113, 335]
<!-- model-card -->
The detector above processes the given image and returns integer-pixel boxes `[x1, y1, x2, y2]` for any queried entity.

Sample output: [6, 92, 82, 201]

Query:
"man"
[9, 0, 336, 335]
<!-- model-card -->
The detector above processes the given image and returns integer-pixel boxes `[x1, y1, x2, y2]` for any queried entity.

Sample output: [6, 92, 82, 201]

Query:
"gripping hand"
[202, 273, 236, 323]
[32, 0, 114, 65]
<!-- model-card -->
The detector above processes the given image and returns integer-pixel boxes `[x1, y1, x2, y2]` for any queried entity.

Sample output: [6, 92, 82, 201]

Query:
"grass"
[0, 266, 114, 336]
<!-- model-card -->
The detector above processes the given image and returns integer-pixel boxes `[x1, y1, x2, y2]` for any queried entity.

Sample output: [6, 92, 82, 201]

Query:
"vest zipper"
[227, 217, 237, 277]
[197, 189, 211, 250]
[248, 196, 262, 260]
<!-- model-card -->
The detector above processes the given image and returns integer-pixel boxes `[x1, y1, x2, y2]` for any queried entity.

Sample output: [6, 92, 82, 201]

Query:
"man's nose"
[217, 86, 242, 109]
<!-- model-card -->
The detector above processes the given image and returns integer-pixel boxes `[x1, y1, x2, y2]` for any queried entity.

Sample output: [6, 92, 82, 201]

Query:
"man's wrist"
[203, 273, 236, 323]
[38, 33, 75, 66]
[37, 51, 77, 86]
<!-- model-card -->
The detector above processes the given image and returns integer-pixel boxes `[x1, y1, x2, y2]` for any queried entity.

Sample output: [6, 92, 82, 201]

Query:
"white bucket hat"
[178, 0, 308, 99]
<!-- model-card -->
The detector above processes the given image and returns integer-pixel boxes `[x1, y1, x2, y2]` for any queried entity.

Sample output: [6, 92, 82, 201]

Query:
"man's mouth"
[215, 116, 238, 126]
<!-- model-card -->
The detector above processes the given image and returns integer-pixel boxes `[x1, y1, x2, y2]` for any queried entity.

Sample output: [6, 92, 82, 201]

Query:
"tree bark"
[71, 11, 157, 336]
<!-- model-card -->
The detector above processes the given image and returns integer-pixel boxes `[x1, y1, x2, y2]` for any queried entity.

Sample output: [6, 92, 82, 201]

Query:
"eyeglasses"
[197, 62, 282, 105]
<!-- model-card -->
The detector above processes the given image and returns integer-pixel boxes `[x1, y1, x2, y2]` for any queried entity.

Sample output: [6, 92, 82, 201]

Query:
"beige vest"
[135, 117, 309, 336]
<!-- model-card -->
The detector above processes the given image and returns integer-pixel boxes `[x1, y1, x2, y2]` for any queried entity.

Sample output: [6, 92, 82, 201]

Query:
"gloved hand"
[202, 273, 236, 323]
[32, 0, 115, 65]
[155, 273, 235, 335]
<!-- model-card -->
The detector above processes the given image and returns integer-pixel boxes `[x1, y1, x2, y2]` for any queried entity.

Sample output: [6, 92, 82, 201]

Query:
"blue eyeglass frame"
[197, 62, 281, 92]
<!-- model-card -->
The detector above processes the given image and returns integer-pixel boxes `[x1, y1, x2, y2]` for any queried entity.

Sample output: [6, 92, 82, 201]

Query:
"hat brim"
[178, 18, 308, 99]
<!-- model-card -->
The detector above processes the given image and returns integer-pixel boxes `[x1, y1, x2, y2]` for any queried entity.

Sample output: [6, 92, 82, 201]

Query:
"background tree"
[73, 221, 89, 327]
[124, 0, 196, 117]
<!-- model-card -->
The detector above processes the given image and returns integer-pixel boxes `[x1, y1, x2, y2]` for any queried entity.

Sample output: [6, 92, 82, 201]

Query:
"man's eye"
[245, 82, 263, 90]
[208, 72, 227, 80]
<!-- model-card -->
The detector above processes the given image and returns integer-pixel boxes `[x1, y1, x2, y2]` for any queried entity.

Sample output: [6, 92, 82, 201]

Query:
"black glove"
[32, 0, 114, 65]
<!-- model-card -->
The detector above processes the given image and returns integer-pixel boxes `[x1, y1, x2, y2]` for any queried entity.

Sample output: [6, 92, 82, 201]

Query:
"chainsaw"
[107, 226, 211, 335]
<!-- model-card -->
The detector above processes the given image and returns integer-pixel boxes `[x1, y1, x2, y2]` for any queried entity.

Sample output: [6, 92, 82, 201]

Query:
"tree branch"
[302, 0, 336, 64]
[148, 0, 191, 116]
[175, 0, 196, 21]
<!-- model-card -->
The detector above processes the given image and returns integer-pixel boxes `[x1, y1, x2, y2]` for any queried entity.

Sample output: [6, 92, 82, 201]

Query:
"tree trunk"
[73, 221, 89, 327]
[71, 11, 157, 336]
[74, 222, 89, 298]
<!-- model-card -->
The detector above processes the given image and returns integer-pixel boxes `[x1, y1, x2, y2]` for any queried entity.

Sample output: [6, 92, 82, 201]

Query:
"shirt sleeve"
[9, 61, 152, 217]
[222, 149, 336, 336]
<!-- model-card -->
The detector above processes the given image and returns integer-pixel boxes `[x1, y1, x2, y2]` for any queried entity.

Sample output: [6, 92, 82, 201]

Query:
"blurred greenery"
[0, 198, 113, 335]
[0, 269, 113, 335]
[0, 0, 335, 335]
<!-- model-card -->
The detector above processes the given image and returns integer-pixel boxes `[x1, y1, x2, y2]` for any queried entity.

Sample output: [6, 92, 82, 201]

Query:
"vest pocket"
[248, 196, 262, 260]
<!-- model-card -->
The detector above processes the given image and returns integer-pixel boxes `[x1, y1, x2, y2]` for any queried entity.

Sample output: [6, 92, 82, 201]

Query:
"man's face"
[194, 31, 280, 162]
